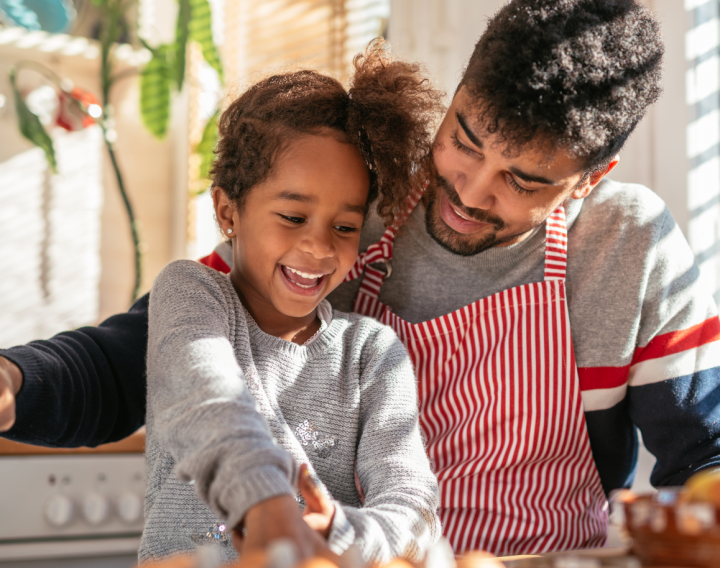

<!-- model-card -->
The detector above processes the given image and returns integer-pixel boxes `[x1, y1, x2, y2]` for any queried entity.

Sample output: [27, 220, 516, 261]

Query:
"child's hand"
[0, 357, 21, 432]
[299, 464, 335, 539]
[235, 494, 338, 562]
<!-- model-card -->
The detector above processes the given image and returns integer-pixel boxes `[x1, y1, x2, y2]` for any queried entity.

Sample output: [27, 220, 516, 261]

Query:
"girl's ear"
[213, 187, 236, 237]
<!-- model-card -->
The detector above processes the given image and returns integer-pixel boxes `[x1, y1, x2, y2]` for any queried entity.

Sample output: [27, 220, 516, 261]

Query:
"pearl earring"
[226, 228, 232, 235]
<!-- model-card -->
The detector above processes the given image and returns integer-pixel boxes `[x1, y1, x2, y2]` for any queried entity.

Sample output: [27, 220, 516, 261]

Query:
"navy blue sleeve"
[628, 370, 720, 487]
[0, 294, 149, 448]
[584, 400, 639, 495]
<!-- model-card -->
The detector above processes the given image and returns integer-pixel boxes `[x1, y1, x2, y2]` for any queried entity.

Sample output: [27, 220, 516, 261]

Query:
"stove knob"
[82, 492, 111, 525]
[116, 491, 143, 524]
[44, 494, 75, 527]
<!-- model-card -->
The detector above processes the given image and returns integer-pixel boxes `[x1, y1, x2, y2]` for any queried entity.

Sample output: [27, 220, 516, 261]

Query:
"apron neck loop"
[343, 182, 427, 283]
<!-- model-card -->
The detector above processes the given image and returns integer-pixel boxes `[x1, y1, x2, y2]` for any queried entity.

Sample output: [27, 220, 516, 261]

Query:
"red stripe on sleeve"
[198, 251, 231, 274]
[632, 317, 720, 365]
[578, 365, 630, 391]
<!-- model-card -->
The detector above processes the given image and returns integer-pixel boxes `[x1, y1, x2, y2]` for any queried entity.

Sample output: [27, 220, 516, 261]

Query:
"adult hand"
[299, 463, 335, 539]
[233, 492, 339, 562]
[0, 356, 22, 432]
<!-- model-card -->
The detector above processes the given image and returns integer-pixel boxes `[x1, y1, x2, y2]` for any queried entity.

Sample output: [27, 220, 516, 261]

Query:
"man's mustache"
[436, 175, 506, 230]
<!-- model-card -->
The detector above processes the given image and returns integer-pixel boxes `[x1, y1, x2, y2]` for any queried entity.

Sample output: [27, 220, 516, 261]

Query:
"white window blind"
[223, 0, 389, 85]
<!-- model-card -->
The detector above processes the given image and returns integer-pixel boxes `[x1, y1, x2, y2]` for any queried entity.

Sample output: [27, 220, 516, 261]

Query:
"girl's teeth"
[286, 267, 324, 279]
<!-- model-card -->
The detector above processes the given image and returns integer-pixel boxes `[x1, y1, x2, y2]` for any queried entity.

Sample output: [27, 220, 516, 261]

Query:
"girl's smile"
[279, 265, 331, 294]
[214, 132, 369, 343]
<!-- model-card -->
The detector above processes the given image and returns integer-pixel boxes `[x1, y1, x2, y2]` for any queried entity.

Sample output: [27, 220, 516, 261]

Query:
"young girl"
[142, 42, 444, 564]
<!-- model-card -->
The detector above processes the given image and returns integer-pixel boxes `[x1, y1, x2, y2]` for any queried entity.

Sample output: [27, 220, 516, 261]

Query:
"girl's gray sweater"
[141, 260, 440, 564]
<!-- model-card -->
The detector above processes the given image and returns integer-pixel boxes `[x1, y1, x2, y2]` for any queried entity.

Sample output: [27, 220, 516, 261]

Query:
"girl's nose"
[300, 227, 335, 259]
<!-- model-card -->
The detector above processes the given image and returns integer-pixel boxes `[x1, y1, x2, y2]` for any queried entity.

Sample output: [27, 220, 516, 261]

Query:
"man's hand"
[0, 356, 22, 432]
[233, 491, 339, 562]
[299, 464, 335, 539]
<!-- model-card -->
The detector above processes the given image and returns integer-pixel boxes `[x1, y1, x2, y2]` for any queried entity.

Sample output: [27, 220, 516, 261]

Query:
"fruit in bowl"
[684, 468, 720, 506]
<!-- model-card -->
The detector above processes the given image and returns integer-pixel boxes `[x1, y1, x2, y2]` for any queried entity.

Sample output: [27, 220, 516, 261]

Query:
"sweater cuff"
[327, 501, 355, 555]
[223, 465, 296, 529]
[0, 347, 49, 442]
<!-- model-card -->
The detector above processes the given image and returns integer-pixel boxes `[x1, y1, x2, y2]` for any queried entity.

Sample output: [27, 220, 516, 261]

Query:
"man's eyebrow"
[456, 111, 484, 149]
[509, 166, 557, 186]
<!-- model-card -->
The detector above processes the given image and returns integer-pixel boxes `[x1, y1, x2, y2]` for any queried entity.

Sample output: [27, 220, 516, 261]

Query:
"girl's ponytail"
[347, 39, 445, 225]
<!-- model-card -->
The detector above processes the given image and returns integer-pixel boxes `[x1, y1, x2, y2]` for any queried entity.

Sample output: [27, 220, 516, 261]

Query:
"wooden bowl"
[622, 491, 720, 567]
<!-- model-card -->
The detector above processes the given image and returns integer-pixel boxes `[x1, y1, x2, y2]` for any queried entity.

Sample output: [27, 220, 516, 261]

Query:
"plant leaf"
[196, 110, 219, 182]
[174, 0, 191, 90]
[9, 69, 57, 173]
[140, 45, 171, 139]
[188, 0, 223, 82]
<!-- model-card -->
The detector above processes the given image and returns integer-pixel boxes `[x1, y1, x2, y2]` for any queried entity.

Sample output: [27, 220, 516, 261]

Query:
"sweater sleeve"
[0, 294, 149, 447]
[147, 260, 297, 528]
[328, 323, 440, 562]
[627, 211, 720, 487]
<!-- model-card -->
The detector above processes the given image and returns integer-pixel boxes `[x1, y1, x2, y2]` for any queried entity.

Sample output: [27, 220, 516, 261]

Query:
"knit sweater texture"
[141, 260, 440, 564]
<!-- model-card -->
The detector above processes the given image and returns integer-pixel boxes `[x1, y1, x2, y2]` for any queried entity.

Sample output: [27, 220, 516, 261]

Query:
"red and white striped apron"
[345, 188, 608, 555]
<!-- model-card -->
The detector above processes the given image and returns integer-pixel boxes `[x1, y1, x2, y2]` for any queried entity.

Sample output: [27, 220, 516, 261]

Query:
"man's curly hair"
[461, 0, 663, 170]
[211, 40, 444, 226]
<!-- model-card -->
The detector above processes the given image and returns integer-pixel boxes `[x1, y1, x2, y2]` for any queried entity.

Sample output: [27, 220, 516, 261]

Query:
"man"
[2, 0, 720, 557]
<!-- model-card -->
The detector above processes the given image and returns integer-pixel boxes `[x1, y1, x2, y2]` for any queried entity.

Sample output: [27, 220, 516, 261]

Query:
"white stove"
[0, 437, 145, 567]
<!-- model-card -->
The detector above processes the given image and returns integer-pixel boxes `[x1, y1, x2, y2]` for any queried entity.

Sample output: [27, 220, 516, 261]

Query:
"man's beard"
[424, 175, 523, 256]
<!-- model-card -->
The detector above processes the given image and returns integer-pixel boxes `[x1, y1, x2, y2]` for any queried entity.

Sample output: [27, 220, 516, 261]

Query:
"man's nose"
[455, 165, 497, 210]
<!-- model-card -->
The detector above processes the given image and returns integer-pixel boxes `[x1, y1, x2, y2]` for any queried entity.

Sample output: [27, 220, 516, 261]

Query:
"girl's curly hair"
[211, 40, 445, 226]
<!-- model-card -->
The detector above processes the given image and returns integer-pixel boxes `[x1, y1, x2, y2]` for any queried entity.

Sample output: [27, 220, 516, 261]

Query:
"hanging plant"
[9, 0, 223, 303]
[140, 0, 223, 140]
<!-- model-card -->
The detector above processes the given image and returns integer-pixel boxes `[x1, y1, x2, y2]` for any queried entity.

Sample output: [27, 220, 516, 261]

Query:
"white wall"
[389, 0, 506, 101]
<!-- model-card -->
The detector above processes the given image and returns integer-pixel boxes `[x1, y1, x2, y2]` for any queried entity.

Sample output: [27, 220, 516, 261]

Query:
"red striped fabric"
[343, 184, 425, 283]
[544, 207, 568, 281]
[632, 317, 720, 365]
[576, 317, 720, 391]
[351, 201, 607, 555]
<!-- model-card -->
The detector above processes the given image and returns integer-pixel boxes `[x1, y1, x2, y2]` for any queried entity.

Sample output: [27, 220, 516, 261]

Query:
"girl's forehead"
[276, 133, 366, 172]
[249, 134, 370, 206]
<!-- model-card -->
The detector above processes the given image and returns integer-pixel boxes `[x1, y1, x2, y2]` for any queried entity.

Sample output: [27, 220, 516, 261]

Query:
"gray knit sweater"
[141, 260, 440, 564]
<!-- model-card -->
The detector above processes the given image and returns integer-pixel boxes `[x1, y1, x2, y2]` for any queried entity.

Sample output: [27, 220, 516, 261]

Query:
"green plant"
[10, 0, 223, 302]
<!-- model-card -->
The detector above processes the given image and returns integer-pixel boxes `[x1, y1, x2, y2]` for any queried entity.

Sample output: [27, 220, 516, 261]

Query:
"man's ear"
[570, 155, 620, 200]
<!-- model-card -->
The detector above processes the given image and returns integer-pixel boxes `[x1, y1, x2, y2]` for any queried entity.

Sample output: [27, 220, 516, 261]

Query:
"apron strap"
[544, 203, 568, 281]
[342, 227, 396, 283]
[343, 184, 425, 285]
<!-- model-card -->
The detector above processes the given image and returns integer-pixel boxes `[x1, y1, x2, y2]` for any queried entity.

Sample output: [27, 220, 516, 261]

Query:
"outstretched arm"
[325, 325, 440, 562]
[0, 295, 149, 447]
